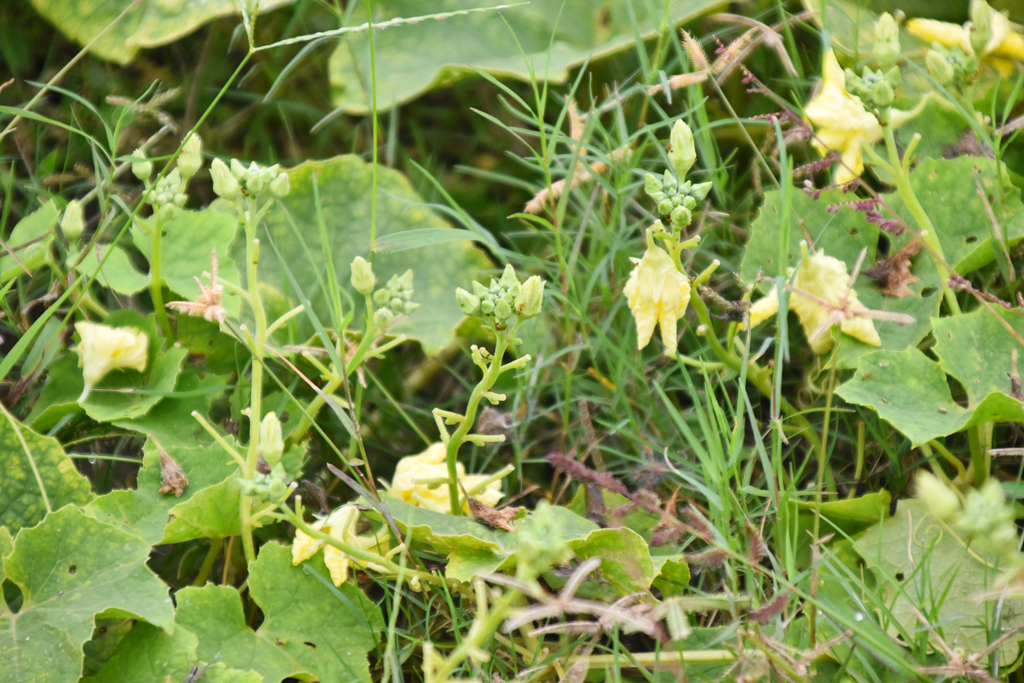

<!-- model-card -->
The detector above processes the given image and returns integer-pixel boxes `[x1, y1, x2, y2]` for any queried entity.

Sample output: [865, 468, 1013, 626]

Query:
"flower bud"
[373, 308, 395, 329]
[669, 119, 697, 178]
[498, 264, 518, 289]
[914, 471, 960, 521]
[210, 158, 240, 200]
[494, 299, 512, 321]
[350, 256, 375, 295]
[230, 159, 248, 180]
[926, 49, 954, 85]
[178, 133, 203, 180]
[270, 172, 290, 198]
[874, 12, 901, 71]
[260, 412, 285, 468]
[61, 200, 85, 241]
[456, 288, 481, 316]
[644, 173, 664, 199]
[871, 79, 895, 107]
[131, 148, 152, 182]
[514, 275, 544, 319]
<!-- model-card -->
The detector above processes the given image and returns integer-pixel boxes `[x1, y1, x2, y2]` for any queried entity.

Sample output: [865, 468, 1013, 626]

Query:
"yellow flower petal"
[322, 545, 352, 587]
[906, 18, 973, 54]
[747, 287, 780, 329]
[388, 443, 505, 514]
[74, 322, 149, 402]
[291, 518, 327, 565]
[624, 244, 690, 354]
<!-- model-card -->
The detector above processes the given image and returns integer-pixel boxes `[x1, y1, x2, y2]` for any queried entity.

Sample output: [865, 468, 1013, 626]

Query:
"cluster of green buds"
[925, 43, 978, 85]
[238, 412, 293, 503]
[455, 264, 544, 329]
[645, 120, 711, 230]
[209, 157, 290, 201]
[372, 270, 420, 328]
[916, 472, 1021, 567]
[645, 171, 713, 230]
[133, 134, 205, 220]
[845, 64, 902, 111]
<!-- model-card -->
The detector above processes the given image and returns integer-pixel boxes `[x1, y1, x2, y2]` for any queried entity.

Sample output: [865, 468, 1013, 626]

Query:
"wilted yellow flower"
[73, 322, 149, 402]
[385, 442, 503, 514]
[624, 244, 691, 354]
[907, 1, 1024, 76]
[747, 248, 880, 354]
[292, 504, 390, 586]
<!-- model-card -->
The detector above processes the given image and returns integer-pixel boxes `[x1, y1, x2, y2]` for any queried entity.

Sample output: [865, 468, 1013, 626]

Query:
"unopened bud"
[131, 148, 152, 182]
[350, 256, 375, 295]
[926, 50, 954, 85]
[210, 158, 240, 200]
[270, 172, 290, 198]
[914, 471, 960, 521]
[178, 134, 203, 180]
[260, 412, 284, 468]
[669, 119, 697, 178]
[61, 200, 84, 241]
[515, 276, 544, 319]
[456, 288, 481, 316]
[874, 12, 901, 71]
[373, 308, 395, 329]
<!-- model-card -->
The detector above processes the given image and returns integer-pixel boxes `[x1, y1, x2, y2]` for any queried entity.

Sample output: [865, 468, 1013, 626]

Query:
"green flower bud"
[373, 308, 395, 329]
[914, 471, 960, 521]
[350, 256, 375, 295]
[389, 297, 404, 312]
[871, 80, 895, 107]
[658, 199, 674, 215]
[270, 172, 291, 198]
[926, 49, 955, 85]
[373, 289, 390, 306]
[397, 269, 415, 292]
[669, 119, 697, 178]
[498, 264, 518, 289]
[260, 412, 284, 468]
[178, 133, 203, 180]
[670, 205, 691, 228]
[230, 159, 247, 181]
[210, 158, 240, 200]
[131, 148, 152, 182]
[402, 302, 420, 316]
[456, 288, 481, 316]
[480, 299, 495, 315]
[494, 299, 512, 321]
[644, 173, 664, 199]
[874, 12, 900, 71]
[246, 174, 265, 195]
[267, 466, 290, 500]
[514, 275, 544, 319]
[691, 181, 712, 201]
[61, 200, 85, 241]
[969, 0, 994, 56]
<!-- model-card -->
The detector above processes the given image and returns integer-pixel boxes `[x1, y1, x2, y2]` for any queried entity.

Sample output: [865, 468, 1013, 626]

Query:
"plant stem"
[148, 216, 173, 341]
[431, 587, 520, 682]
[240, 198, 270, 564]
[445, 330, 510, 515]
[193, 537, 223, 587]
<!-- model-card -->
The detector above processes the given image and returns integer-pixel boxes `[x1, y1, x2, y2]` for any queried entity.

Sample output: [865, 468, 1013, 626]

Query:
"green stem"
[446, 330, 510, 515]
[193, 537, 222, 587]
[240, 198, 270, 564]
[431, 587, 520, 682]
[148, 216, 173, 341]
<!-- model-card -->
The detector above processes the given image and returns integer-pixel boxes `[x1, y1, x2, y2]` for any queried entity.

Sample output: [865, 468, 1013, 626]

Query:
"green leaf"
[249, 543, 383, 683]
[932, 306, 1024, 408]
[776, 491, 892, 568]
[884, 157, 1024, 276]
[29, 0, 293, 64]
[0, 526, 12, 584]
[329, 0, 726, 113]
[740, 186, 939, 368]
[0, 409, 93, 534]
[0, 505, 174, 683]
[25, 355, 85, 432]
[249, 156, 491, 354]
[85, 372, 239, 545]
[69, 244, 149, 296]
[652, 554, 690, 597]
[81, 618, 133, 678]
[0, 201, 58, 284]
[853, 499, 1024, 666]
[176, 584, 305, 683]
[568, 527, 654, 595]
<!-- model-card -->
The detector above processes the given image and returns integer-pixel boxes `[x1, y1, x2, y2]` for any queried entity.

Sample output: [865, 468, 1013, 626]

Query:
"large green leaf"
[568, 527, 654, 595]
[775, 491, 891, 568]
[740, 187, 939, 368]
[932, 307, 1024, 408]
[249, 543, 383, 683]
[0, 505, 174, 683]
[176, 585, 307, 683]
[247, 156, 492, 354]
[885, 157, 1024, 276]
[0, 410, 93, 534]
[29, 0, 293, 64]
[85, 371, 239, 545]
[81, 620, 262, 683]
[1, 201, 58, 283]
[853, 499, 1024, 666]
[330, 0, 725, 114]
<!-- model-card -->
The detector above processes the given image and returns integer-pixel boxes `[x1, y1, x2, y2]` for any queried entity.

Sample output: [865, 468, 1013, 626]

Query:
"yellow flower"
[804, 50, 924, 183]
[747, 248, 880, 354]
[73, 322, 149, 402]
[907, 1, 1024, 76]
[385, 443, 503, 514]
[291, 504, 390, 586]
[624, 244, 690, 354]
